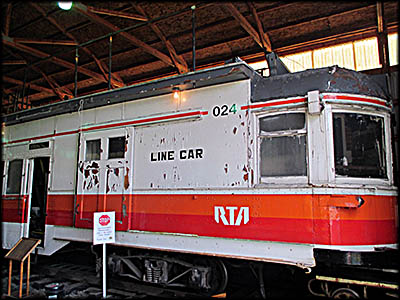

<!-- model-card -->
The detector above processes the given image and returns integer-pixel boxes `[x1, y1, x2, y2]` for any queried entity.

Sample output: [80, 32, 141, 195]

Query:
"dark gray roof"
[251, 66, 390, 102]
[2, 62, 390, 126]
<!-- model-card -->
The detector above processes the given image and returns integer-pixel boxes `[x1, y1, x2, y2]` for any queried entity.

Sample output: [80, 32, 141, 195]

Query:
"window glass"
[260, 113, 305, 132]
[109, 136, 126, 159]
[6, 159, 23, 194]
[259, 112, 307, 177]
[333, 113, 386, 178]
[388, 32, 398, 66]
[260, 135, 307, 176]
[85, 139, 101, 161]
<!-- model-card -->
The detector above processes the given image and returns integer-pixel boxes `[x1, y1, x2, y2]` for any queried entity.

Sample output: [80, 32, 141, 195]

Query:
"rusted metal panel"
[251, 66, 390, 102]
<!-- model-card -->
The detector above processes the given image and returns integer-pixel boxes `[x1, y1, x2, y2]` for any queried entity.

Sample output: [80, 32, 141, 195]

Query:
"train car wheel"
[331, 287, 360, 299]
[199, 258, 228, 295]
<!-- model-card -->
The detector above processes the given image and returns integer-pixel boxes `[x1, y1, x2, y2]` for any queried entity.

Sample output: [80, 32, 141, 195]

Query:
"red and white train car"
[1, 59, 398, 296]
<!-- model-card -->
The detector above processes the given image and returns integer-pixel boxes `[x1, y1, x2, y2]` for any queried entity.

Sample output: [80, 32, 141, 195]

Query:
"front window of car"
[333, 112, 386, 178]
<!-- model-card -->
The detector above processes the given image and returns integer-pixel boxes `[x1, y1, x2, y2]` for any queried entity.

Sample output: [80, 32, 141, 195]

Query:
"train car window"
[85, 139, 101, 161]
[6, 159, 23, 194]
[260, 113, 305, 132]
[108, 136, 126, 159]
[259, 113, 307, 177]
[333, 113, 386, 178]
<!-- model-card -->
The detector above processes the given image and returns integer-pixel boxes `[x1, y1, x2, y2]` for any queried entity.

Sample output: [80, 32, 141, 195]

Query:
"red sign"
[99, 215, 111, 226]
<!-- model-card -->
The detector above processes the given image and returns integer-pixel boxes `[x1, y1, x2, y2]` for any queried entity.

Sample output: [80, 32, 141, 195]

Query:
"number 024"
[212, 104, 237, 117]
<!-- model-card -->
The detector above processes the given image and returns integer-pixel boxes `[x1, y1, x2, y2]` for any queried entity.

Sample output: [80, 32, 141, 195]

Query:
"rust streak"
[124, 167, 130, 190]
[243, 173, 249, 181]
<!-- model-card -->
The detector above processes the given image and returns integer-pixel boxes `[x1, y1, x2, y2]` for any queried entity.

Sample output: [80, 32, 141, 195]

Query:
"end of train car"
[1, 54, 398, 298]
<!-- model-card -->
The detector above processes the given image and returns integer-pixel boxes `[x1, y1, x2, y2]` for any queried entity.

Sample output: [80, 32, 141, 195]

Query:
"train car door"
[75, 128, 132, 231]
[28, 157, 50, 246]
[2, 158, 31, 248]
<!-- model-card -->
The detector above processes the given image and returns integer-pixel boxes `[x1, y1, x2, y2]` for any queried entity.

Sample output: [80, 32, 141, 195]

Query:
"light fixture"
[58, 1, 73, 10]
[172, 87, 180, 100]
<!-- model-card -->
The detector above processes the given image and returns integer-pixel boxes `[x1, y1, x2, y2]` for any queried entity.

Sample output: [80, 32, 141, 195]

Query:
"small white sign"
[93, 211, 115, 245]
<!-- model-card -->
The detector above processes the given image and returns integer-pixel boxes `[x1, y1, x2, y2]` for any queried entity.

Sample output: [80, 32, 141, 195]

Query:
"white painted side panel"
[2, 222, 70, 255]
[2, 144, 27, 160]
[133, 81, 251, 189]
[55, 113, 80, 132]
[51, 135, 78, 191]
[1, 222, 24, 250]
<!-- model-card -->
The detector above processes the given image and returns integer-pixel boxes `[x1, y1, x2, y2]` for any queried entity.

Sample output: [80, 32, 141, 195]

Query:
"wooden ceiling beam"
[248, 2, 272, 52]
[4, 2, 396, 105]
[2, 35, 110, 84]
[2, 60, 26, 65]
[3, 75, 55, 96]
[4, 3, 13, 36]
[36, 68, 70, 101]
[6, 49, 74, 100]
[75, 3, 175, 68]
[29, 2, 125, 89]
[86, 6, 148, 22]
[223, 3, 267, 50]
[12, 37, 78, 46]
[133, 3, 188, 74]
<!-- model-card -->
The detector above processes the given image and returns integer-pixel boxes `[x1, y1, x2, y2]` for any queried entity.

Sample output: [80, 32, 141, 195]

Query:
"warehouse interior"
[1, 1, 399, 170]
[1, 0, 400, 298]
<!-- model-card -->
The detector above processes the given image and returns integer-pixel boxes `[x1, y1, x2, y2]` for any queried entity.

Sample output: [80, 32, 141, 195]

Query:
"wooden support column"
[376, 1, 390, 73]
[19, 261, 24, 298]
[8, 260, 12, 295]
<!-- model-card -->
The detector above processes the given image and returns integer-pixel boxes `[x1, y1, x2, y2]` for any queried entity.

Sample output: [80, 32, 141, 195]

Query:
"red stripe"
[241, 97, 306, 110]
[81, 110, 206, 132]
[2, 195, 29, 223]
[130, 213, 397, 245]
[323, 94, 389, 107]
[132, 213, 314, 243]
[46, 210, 74, 226]
[2, 208, 24, 223]
[3, 110, 207, 145]
[73, 211, 128, 230]
[2, 195, 29, 199]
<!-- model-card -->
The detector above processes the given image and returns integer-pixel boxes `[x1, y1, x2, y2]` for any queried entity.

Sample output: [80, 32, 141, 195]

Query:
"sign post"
[93, 212, 115, 299]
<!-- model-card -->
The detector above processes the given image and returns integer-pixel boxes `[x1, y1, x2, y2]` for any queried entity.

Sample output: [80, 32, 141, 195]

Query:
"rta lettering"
[214, 206, 250, 226]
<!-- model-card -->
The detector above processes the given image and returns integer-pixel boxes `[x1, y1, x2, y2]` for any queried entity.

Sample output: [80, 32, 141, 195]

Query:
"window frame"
[256, 109, 309, 185]
[108, 136, 126, 159]
[81, 128, 129, 163]
[329, 106, 393, 186]
[6, 159, 24, 195]
[85, 139, 101, 161]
